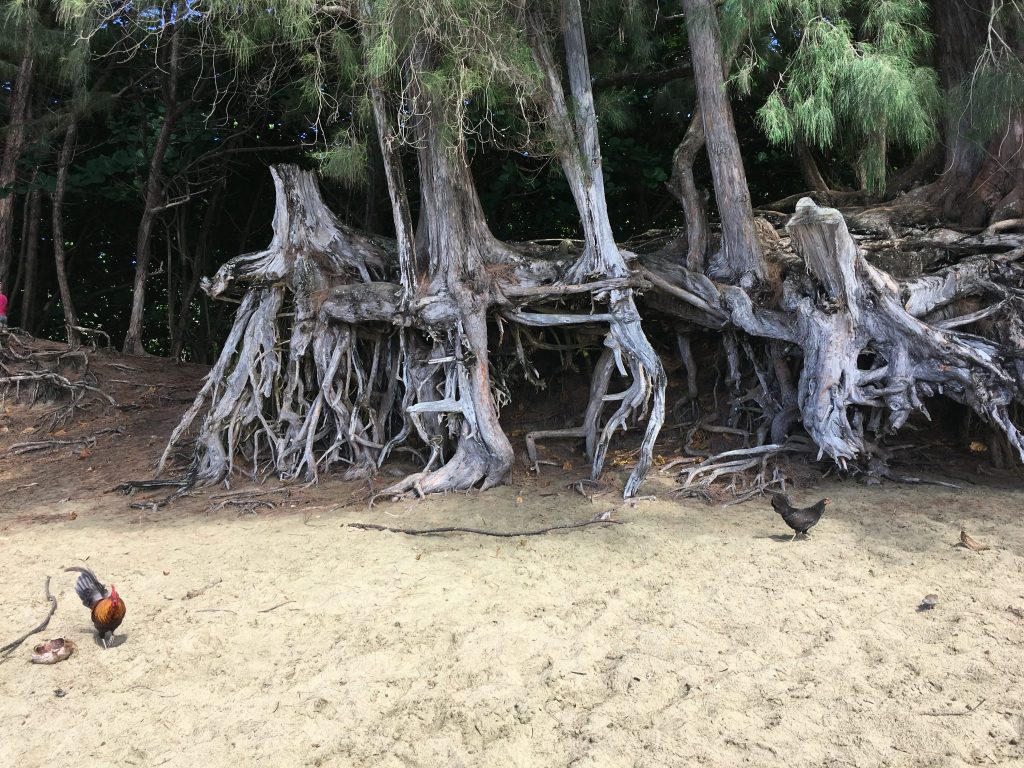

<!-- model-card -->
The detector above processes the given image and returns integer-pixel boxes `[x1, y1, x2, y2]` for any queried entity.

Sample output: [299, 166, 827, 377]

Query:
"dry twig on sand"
[0, 577, 57, 659]
[959, 528, 990, 552]
[258, 600, 295, 613]
[345, 510, 621, 537]
[183, 578, 223, 600]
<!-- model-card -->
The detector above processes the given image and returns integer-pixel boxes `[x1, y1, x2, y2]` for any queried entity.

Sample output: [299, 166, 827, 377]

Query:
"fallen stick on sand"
[0, 577, 57, 659]
[345, 510, 622, 537]
[183, 578, 223, 600]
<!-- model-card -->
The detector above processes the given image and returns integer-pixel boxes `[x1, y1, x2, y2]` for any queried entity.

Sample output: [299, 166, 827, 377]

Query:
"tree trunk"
[171, 177, 224, 360]
[682, 0, 765, 286]
[796, 140, 831, 192]
[668, 105, 709, 272]
[0, 56, 34, 285]
[964, 109, 1024, 229]
[18, 188, 42, 332]
[380, 93, 516, 495]
[165, 219, 176, 350]
[123, 25, 181, 355]
[932, 0, 989, 222]
[160, 165, 388, 482]
[518, 1, 666, 496]
[368, 85, 417, 298]
[666, 31, 742, 273]
[52, 120, 81, 345]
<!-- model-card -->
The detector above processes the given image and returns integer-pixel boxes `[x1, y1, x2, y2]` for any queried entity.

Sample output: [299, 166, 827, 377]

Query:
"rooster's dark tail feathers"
[64, 566, 108, 608]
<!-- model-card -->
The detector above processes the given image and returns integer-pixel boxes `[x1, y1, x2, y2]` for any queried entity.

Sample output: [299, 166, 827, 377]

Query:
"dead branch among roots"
[206, 488, 291, 514]
[7, 427, 124, 455]
[113, 472, 198, 509]
[0, 577, 57, 659]
[671, 439, 818, 502]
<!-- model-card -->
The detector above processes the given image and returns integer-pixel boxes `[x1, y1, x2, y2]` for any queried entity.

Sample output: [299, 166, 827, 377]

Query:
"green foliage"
[4, 0, 1018, 356]
[356, 0, 547, 156]
[314, 132, 369, 188]
[585, 0, 655, 65]
[723, 0, 941, 191]
[594, 89, 634, 132]
[951, 2, 1024, 143]
[960, 57, 1024, 139]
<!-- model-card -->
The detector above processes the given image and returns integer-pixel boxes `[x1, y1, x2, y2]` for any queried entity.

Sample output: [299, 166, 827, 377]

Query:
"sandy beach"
[2, 473, 1022, 767]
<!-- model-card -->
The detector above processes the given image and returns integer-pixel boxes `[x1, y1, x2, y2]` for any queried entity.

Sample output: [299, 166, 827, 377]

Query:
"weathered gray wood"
[731, 197, 1024, 463]
[524, 0, 667, 497]
[160, 162, 1024, 501]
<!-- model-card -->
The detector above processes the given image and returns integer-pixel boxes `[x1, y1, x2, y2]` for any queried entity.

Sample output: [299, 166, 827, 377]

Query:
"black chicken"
[771, 493, 830, 541]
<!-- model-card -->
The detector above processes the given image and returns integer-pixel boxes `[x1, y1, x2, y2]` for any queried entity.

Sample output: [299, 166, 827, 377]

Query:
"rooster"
[770, 493, 830, 541]
[65, 567, 126, 648]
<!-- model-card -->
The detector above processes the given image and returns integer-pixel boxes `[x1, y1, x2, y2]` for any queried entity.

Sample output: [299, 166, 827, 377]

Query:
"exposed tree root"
[0, 329, 117, 429]
[724, 199, 1024, 465]
[151, 160, 1024, 507]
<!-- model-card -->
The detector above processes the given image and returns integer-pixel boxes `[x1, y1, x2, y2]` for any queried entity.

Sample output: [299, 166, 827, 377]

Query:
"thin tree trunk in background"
[363, 121, 384, 235]
[0, 56, 35, 285]
[667, 30, 742, 274]
[19, 189, 41, 331]
[369, 86, 417, 297]
[11, 183, 31, 305]
[52, 121, 80, 344]
[165, 219, 176, 351]
[172, 177, 224, 360]
[681, 0, 765, 286]
[123, 23, 181, 354]
[668, 106, 708, 272]
[169, 212, 186, 357]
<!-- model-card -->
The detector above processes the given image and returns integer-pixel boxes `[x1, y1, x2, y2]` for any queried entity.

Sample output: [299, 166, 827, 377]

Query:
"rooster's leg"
[790, 531, 798, 542]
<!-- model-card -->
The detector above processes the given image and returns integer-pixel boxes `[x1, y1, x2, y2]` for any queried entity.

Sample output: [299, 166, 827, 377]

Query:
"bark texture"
[0, 56, 34, 285]
[933, 0, 990, 222]
[52, 121, 80, 345]
[681, 0, 765, 286]
[123, 27, 182, 355]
